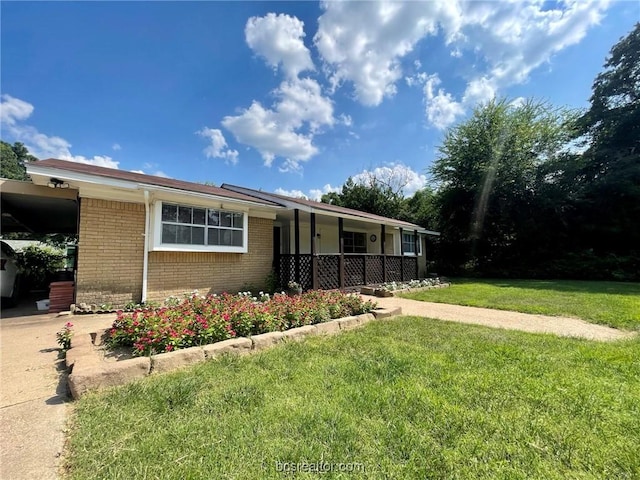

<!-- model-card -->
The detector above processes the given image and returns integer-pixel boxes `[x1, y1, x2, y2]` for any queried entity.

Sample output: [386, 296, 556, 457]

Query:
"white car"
[1, 241, 21, 307]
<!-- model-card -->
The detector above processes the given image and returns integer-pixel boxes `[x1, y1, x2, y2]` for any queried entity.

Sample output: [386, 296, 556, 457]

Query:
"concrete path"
[371, 296, 635, 341]
[1, 312, 115, 480]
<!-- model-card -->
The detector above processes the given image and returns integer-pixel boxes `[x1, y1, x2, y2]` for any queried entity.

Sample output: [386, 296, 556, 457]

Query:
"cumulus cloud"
[352, 163, 427, 197]
[222, 77, 334, 171]
[422, 75, 465, 130]
[196, 127, 239, 165]
[314, 0, 609, 127]
[0, 94, 119, 168]
[245, 13, 314, 78]
[275, 183, 340, 201]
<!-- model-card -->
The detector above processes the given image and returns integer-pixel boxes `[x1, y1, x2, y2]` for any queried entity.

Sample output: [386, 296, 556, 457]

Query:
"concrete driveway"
[1, 312, 114, 479]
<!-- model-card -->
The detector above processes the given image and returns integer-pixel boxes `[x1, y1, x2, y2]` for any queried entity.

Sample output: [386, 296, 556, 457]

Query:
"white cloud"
[1, 94, 34, 125]
[274, 187, 308, 199]
[222, 77, 334, 171]
[275, 183, 340, 201]
[352, 163, 427, 197]
[423, 75, 465, 130]
[314, 0, 608, 125]
[112, 143, 121, 151]
[462, 76, 496, 105]
[245, 13, 314, 78]
[338, 113, 352, 127]
[196, 127, 239, 165]
[0, 94, 119, 168]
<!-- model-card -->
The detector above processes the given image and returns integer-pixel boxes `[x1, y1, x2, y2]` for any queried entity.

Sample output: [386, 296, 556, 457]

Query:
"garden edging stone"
[66, 308, 398, 399]
[151, 346, 206, 374]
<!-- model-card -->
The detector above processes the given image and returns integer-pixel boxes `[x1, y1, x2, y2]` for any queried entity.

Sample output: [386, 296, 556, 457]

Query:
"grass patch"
[401, 279, 640, 330]
[66, 317, 640, 479]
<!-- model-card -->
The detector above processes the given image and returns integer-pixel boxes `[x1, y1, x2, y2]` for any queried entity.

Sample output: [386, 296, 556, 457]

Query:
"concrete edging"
[67, 307, 401, 399]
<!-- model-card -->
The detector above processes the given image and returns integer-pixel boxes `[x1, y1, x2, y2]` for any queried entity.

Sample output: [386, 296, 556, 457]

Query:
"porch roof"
[221, 184, 440, 236]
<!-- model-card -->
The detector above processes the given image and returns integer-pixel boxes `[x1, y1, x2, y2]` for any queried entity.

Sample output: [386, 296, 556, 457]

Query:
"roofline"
[222, 184, 440, 236]
[26, 163, 282, 210]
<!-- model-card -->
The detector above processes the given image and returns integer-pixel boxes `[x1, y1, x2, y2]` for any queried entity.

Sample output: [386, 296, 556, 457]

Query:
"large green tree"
[0, 141, 37, 180]
[572, 23, 640, 258]
[431, 99, 578, 275]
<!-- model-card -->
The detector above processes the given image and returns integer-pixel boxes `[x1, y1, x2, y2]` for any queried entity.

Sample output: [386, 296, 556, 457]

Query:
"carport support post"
[381, 224, 387, 283]
[399, 227, 405, 281]
[338, 217, 345, 289]
[294, 209, 300, 288]
[310, 212, 318, 290]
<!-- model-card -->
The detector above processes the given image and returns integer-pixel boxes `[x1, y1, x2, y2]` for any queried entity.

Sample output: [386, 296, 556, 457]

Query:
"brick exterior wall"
[147, 217, 273, 301]
[76, 198, 145, 306]
[75, 199, 274, 306]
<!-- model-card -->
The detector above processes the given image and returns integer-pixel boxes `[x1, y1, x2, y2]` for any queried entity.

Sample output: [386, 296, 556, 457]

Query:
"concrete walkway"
[1, 312, 114, 480]
[371, 295, 635, 341]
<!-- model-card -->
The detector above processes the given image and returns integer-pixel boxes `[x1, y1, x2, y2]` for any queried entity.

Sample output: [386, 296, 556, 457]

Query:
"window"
[344, 231, 367, 254]
[157, 202, 246, 251]
[402, 233, 422, 255]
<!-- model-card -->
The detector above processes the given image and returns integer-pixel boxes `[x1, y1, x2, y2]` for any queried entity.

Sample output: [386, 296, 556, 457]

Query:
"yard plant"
[401, 278, 640, 331]
[67, 317, 640, 479]
[107, 290, 376, 356]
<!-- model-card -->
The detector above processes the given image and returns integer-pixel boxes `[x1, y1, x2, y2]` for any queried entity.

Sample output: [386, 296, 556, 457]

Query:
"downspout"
[142, 190, 150, 303]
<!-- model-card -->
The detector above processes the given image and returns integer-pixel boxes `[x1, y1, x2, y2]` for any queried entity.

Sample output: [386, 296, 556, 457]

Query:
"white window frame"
[151, 201, 248, 253]
[402, 232, 422, 256]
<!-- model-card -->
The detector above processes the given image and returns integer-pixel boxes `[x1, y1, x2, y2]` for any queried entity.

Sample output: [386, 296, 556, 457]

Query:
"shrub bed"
[107, 290, 376, 356]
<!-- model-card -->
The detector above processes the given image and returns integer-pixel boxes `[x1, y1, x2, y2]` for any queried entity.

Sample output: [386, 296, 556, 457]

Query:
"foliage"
[15, 244, 65, 290]
[401, 278, 640, 331]
[431, 98, 578, 275]
[321, 175, 406, 220]
[67, 318, 640, 479]
[379, 277, 443, 292]
[0, 141, 36, 180]
[56, 322, 74, 351]
[107, 290, 377, 356]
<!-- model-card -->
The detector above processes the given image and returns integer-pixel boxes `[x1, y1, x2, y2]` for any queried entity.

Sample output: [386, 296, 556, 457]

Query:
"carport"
[1, 178, 79, 315]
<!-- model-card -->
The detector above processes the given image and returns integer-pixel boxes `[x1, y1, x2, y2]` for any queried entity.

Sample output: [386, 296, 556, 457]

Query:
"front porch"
[275, 208, 425, 291]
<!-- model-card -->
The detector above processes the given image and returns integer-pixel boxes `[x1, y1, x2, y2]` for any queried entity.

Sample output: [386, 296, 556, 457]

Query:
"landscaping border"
[361, 283, 450, 297]
[66, 306, 401, 399]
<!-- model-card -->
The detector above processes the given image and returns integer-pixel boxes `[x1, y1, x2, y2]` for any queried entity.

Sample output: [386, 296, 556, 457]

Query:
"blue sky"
[1, 1, 637, 199]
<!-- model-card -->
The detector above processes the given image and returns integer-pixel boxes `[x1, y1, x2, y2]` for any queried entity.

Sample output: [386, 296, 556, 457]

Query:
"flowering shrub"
[106, 290, 377, 356]
[379, 278, 443, 292]
[57, 322, 74, 351]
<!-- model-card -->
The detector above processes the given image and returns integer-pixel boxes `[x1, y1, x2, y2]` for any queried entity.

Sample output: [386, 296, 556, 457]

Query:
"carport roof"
[0, 179, 78, 234]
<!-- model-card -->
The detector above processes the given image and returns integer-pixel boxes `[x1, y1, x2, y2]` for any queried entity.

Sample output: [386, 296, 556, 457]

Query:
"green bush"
[15, 245, 65, 290]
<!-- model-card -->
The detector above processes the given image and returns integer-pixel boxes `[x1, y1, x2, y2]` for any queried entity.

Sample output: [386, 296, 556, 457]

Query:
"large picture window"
[402, 233, 422, 255]
[157, 202, 246, 251]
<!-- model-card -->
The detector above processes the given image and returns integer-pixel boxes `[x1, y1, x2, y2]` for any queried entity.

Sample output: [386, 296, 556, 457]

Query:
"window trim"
[151, 201, 248, 253]
[402, 232, 422, 256]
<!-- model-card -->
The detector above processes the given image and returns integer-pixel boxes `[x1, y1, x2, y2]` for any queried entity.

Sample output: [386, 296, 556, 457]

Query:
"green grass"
[401, 279, 640, 331]
[66, 318, 640, 479]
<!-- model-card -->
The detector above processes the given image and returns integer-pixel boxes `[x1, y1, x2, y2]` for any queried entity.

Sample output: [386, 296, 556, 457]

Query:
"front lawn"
[401, 279, 640, 330]
[65, 317, 640, 479]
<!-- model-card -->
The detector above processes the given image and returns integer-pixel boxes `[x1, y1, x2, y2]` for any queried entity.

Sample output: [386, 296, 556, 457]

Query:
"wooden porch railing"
[278, 254, 418, 290]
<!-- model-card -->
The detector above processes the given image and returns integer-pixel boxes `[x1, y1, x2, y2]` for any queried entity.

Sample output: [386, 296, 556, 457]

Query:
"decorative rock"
[68, 357, 151, 399]
[251, 331, 284, 351]
[281, 325, 317, 341]
[336, 316, 361, 331]
[202, 338, 252, 358]
[360, 286, 376, 295]
[151, 346, 205, 374]
[357, 313, 375, 324]
[314, 320, 341, 335]
[371, 307, 402, 319]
